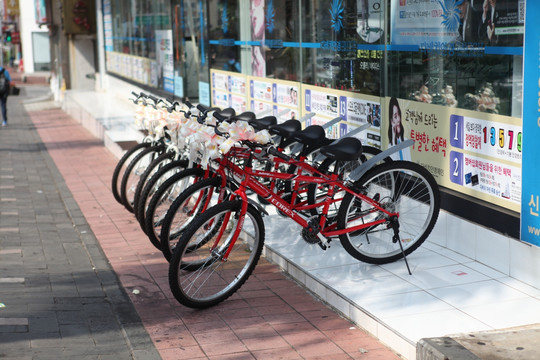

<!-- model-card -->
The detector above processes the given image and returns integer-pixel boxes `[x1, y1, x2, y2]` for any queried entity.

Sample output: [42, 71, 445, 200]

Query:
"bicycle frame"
[209, 147, 399, 259]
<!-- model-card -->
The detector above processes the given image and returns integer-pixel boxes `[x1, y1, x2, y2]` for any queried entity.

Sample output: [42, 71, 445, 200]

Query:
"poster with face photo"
[251, 0, 266, 77]
[390, 0, 524, 47]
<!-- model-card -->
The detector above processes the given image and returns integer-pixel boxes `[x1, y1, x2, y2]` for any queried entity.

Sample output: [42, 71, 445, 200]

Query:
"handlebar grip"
[268, 147, 291, 162]
[185, 100, 194, 108]
[148, 94, 159, 103]
[197, 104, 209, 113]
[131, 91, 139, 98]
[140, 92, 148, 98]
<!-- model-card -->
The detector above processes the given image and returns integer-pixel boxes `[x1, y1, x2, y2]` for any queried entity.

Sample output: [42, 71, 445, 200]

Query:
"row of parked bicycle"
[111, 92, 440, 308]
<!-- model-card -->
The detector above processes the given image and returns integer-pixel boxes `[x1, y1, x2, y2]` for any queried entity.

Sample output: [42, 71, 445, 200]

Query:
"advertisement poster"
[248, 76, 300, 121]
[302, 85, 382, 147]
[250, 0, 266, 77]
[210, 70, 248, 113]
[105, 52, 151, 86]
[155, 30, 174, 93]
[521, 0, 540, 246]
[383, 97, 522, 212]
[390, 0, 524, 47]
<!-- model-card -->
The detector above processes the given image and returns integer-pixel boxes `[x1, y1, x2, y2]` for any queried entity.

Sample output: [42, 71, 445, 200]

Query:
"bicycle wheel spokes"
[169, 201, 264, 308]
[338, 161, 439, 264]
[165, 185, 216, 255]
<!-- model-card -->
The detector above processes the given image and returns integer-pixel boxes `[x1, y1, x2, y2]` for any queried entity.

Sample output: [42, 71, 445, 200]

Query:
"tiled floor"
[263, 206, 540, 358]
[58, 89, 540, 360]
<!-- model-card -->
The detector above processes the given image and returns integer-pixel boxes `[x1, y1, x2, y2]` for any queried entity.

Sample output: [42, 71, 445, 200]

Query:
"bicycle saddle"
[292, 125, 326, 146]
[215, 107, 236, 119]
[237, 111, 257, 121]
[268, 119, 302, 138]
[319, 137, 363, 161]
[249, 116, 277, 131]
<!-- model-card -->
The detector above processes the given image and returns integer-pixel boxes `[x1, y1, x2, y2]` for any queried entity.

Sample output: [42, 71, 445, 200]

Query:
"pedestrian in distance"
[0, 66, 11, 126]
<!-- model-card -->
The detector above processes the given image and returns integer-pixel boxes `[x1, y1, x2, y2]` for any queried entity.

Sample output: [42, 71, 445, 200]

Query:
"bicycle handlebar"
[268, 146, 292, 162]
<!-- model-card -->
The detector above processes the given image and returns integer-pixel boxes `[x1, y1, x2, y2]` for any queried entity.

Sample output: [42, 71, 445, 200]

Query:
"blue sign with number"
[521, 2, 540, 246]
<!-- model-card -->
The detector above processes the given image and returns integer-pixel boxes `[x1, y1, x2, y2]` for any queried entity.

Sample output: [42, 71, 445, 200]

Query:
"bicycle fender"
[299, 112, 315, 125]
[248, 198, 269, 216]
[347, 139, 415, 182]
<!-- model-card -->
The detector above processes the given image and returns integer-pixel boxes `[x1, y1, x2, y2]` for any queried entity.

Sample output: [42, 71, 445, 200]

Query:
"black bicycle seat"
[292, 125, 326, 146]
[268, 119, 302, 138]
[249, 116, 277, 131]
[319, 137, 363, 161]
[235, 111, 257, 122]
[215, 107, 236, 120]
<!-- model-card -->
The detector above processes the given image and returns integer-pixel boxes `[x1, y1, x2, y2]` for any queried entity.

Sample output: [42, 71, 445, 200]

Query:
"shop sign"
[35, 0, 47, 24]
[382, 97, 522, 213]
[62, 0, 96, 34]
[303, 84, 382, 147]
[5, 0, 19, 16]
[390, 0, 524, 50]
[521, 1, 540, 246]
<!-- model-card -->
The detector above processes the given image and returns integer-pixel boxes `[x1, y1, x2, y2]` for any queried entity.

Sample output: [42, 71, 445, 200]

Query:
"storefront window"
[207, 0, 241, 72]
[300, 0, 385, 96]
[388, 0, 524, 117]
[104, 0, 173, 91]
[171, 0, 208, 99]
[259, 0, 300, 81]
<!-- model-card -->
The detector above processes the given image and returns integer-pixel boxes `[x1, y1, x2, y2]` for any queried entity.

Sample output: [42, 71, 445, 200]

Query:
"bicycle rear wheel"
[133, 151, 177, 221]
[168, 200, 264, 308]
[112, 142, 151, 204]
[160, 177, 232, 261]
[337, 161, 439, 264]
[144, 167, 205, 250]
[307, 145, 391, 217]
[120, 144, 163, 212]
[136, 159, 189, 233]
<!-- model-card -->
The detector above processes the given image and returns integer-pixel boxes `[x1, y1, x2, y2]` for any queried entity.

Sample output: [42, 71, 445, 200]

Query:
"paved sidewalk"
[0, 85, 401, 359]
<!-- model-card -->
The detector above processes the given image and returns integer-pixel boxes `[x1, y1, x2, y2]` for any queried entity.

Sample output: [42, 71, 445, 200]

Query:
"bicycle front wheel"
[144, 167, 205, 250]
[168, 200, 265, 308]
[337, 161, 440, 264]
[112, 142, 151, 204]
[160, 177, 233, 261]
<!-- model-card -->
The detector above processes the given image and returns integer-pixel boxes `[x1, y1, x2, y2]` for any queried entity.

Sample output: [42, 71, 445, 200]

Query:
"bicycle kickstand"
[390, 217, 412, 275]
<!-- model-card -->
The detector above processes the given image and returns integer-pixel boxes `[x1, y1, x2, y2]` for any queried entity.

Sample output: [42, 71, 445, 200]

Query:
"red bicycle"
[167, 136, 440, 308]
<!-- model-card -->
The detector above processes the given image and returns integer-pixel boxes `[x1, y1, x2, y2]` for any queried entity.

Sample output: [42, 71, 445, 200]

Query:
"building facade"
[40, 1, 540, 288]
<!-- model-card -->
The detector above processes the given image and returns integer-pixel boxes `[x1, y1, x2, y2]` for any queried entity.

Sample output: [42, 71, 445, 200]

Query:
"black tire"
[168, 200, 265, 308]
[136, 159, 190, 234]
[337, 161, 440, 264]
[144, 167, 206, 250]
[133, 151, 177, 221]
[112, 142, 151, 204]
[160, 177, 231, 261]
[120, 144, 163, 212]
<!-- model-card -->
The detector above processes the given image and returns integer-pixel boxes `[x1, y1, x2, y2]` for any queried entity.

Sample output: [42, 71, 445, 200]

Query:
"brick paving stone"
[0, 87, 159, 359]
